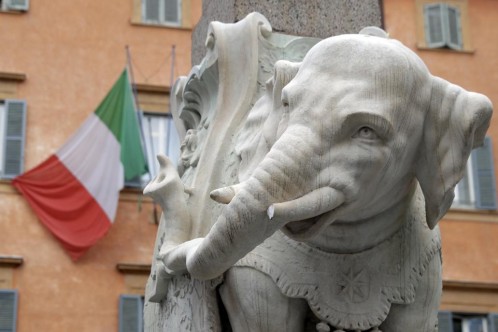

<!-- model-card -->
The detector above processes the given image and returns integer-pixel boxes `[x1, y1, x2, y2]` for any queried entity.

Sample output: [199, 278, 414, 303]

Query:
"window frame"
[141, 111, 180, 175]
[0, 0, 29, 12]
[0, 289, 18, 332]
[490, 313, 498, 332]
[452, 137, 496, 211]
[131, 0, 191, 29]
[125, 111, 180, 188]
[142, 0, 181, 26]
[424, 3, 463, 50]
[438, 311, 498, 332]
[415, 0, 473, 52]
[0, 99, 27, 179]
[118, 294, 144, 332]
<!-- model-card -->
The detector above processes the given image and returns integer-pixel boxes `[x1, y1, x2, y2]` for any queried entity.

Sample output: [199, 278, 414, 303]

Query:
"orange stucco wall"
[0, 0, 201, 331]
[384, 0, 498, 285]
[1, 189, 158, 331]
[3, 0, 497, 329]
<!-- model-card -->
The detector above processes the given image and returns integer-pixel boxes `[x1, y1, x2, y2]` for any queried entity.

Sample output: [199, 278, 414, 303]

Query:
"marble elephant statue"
[146, 31, 493, 331]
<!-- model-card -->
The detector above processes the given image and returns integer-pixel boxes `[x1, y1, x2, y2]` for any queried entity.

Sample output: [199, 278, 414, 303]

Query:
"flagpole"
[170, 44, 176, 88]
[125, 45, 140, 112]
[164, 45, 177, 170]
[125, 46, 152, 187]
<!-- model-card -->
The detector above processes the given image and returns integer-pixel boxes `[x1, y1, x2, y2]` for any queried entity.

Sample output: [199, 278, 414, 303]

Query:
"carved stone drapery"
[144, 13, 320, 331]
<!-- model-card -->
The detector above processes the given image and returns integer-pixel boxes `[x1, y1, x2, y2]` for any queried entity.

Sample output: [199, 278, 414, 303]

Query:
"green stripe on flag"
[95, 69, 148, 181]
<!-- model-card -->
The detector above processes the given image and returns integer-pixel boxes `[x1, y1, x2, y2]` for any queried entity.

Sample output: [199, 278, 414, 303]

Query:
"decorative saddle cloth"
[236, 195, 441, 331]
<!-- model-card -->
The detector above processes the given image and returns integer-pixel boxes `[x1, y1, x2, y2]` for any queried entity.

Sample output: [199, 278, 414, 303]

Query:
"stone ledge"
[116, 263, 151, 274]
[134, 83, 170, 94]
[0, 71, 26, 81]
[444, 209, 498, 223]
[129, 20, 192, 31]
[0, 255, 23, 267]
[443, 280, 498, 291]
[416, 45, 475, 54]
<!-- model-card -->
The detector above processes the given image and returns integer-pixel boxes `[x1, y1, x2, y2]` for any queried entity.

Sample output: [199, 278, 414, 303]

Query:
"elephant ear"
[272, 60, 301, 105]
[262, 60, 301, 147]
[416, 76, 493, 229]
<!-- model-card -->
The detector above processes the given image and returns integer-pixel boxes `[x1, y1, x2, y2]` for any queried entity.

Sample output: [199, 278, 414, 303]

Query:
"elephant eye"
[281, 89, 290, 108]
[354, 126, 378, 140]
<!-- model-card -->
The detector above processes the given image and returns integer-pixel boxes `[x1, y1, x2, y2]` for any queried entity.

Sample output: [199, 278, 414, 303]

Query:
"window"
[0, 290, 18, 332]
[126, 112, 180, 187]
[0, 100, 27, 179]
[116, 263, 149, 331]
[424, 3, 462, 50]
[0, 0, 29, 12]
[452, 137, 497, 210]
[142, 0, 181, 26]
[142, 112, 180, 174]
[124, 83, 180, 188]
[131, 0, 191, 28]
[119, 295, 144, 332]
[439, 311, 498, 332]
[416, 0, 472, 52]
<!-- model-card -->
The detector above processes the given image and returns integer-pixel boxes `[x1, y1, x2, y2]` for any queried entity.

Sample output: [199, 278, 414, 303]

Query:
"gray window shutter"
[0, 290, 18, 332]
[119, 295, 143, 332]
[3, 100, 27, 179]
[472, 136, 497, 209]
[144, 0, 160, 22]
[446, 5, 463, 50]
[438, 311, 454, 332]
[489, 313, 498, 332]
[164, 0, 180, 24]
[424, 4, 446, 48]
[456, 167, 472, 205]
[7, 0, 29, 11]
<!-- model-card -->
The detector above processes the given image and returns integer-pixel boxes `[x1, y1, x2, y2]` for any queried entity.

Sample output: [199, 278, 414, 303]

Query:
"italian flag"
[13, 69, 148, 261]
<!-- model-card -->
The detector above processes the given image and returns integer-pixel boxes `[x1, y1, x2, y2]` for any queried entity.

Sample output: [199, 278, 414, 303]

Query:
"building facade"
[1, 0, 498, 331]
[0, 0, 200, 331]
[384, 0, 498, 330]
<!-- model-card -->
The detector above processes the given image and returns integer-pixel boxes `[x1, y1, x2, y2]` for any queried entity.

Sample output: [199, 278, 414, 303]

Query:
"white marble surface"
[144, 13, 493, 332]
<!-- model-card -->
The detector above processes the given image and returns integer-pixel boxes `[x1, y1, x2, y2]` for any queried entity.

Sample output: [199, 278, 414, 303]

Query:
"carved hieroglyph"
[143, 13, 493, 332]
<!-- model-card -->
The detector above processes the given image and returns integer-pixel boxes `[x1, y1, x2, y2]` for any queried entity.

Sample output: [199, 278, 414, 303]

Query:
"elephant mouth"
[281, 208, 340, 240]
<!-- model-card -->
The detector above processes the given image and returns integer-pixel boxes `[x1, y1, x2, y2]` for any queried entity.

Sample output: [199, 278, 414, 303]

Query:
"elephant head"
[163, 32, 492, 281]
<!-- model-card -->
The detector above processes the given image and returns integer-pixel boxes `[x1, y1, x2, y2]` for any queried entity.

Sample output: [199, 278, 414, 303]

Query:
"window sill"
[0, 180, 16, 194]
[444, 208, 498, 223]
[443, 279, 498, 291]
[130, 20, 192, 31]
[416, 44, 475, 54]
[134, 83, 170, 94]
[0, 9, 27, 15]
[0, 72, 26, 82]
[116, 263, 151, 274]
[0, 255, 23, 268]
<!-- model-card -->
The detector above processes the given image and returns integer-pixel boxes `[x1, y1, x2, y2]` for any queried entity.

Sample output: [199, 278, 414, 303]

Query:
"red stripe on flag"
[12, 155, 111, 261]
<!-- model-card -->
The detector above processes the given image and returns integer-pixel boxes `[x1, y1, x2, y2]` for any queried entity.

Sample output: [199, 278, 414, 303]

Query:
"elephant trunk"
[186, 125, 344, 280]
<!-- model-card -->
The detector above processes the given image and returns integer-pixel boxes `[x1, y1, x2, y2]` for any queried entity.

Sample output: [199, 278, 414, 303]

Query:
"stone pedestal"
[191, 0, 383, 65]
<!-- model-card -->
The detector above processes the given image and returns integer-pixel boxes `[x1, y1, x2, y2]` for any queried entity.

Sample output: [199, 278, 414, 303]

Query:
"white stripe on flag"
[56, 113, 124, 222]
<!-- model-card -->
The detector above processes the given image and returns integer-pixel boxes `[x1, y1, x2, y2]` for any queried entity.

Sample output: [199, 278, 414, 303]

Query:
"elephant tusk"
[210, 184, 242, 204]
[267, 187, 345, 223]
